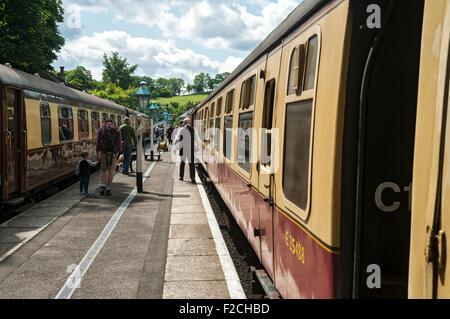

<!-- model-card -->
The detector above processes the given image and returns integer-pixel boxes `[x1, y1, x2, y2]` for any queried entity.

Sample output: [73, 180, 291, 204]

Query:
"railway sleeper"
[250, 266, 280, 299]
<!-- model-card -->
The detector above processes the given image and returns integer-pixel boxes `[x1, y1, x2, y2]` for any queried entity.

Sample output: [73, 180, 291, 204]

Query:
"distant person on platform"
[120, 117, 137, 176]
[173, 120, 184, 142]
[167, 125, 174, 145]
[174, 118, 200, 184]
[97, 119, 122, 196]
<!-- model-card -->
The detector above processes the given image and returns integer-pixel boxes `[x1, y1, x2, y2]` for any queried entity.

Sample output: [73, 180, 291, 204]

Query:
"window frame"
[91, 111, 100, 138]
[77, 108, 90, 140]
[282, 26, 321, 221]
[40, 102, 52, 146]
[239, 74, 257, 110]
[236, 110, 254, 176]
[58, 105, 74, 143]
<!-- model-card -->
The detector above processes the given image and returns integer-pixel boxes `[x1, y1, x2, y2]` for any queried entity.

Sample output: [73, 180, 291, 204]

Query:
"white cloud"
[55, 30, 243, 82]
[55, 0, 300, 83]
[60, 0, 300, 51]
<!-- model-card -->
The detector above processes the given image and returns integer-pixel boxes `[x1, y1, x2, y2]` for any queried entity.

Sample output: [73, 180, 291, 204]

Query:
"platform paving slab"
[163, 281, 230, 299]
[165, 255, 226, 282]
[170, 213, 209, 225]
[168, 224, 212, 239]
[167, 238, 217, 256]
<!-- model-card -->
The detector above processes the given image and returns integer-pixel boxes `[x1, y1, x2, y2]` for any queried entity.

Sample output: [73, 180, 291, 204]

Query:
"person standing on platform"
[167, 125, 174, 145]
[97, 119, 122, 196]
[120, 117, 137, 176]
[75, 151, 98, 195]
[172, 120, 184, 142]
[174, 118, 199, 184]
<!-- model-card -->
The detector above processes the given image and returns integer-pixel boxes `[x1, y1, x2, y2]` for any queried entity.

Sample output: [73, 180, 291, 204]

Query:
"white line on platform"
[195, 171, 247, 300]
[55, 162, 157, 299]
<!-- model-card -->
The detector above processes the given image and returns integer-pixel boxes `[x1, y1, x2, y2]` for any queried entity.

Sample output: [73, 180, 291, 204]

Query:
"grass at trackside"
[152, 93, 209, 107]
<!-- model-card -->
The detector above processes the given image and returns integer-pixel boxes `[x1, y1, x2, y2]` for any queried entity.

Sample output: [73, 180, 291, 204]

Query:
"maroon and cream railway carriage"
[0, 64, 147, 206]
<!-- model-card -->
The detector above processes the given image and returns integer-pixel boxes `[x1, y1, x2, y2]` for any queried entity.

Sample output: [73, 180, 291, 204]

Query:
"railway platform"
[0, 151, 245, 299]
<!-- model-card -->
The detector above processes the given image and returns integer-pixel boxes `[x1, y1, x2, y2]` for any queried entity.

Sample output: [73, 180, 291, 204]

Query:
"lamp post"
[149, 102, 159, 161]
[133, 82, 151, 193]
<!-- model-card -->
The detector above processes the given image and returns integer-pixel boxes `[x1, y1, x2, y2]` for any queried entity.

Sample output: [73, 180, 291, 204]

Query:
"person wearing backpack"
[97, 119, 122, 196]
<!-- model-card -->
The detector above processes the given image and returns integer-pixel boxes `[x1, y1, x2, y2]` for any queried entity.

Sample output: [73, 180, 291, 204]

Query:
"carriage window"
[209, 118, 214, 142]
[283, 100, 313, 211]
[40, 103, 52, 145]
[117, 115, 123, 127]
[217, 97, 222, 116]
[237, 111, 254, 173]
[211, 103, 215, 119]
[224, 116, 233, 160]
[92, 111, 100, 137]
[78, 109, 89, 140]
[58, 106, 74, 142]
[110, 114, 116, 126]
[287, 44, 306, 95]
[240, 75, 257, 109]
[304, 35, 319, 91]
[102, 113, 108, 126]
[215, 117, 221, 152]
[225, 90, 234, 113]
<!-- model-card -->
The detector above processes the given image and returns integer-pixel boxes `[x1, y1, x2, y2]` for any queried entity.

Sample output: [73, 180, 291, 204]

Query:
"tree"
[65, 66, 102, 91]
[214, 72, 230, 87]
[167, 78, 185, 96]
[159, 87, 172, 98]
[102, 52, 138, 90]
[130, 75, 155, 91]
[186, 84, 195, 95]
[193, 73, 206, 93]
[91, 83, 136, 109]
[0, 0, 65, 73]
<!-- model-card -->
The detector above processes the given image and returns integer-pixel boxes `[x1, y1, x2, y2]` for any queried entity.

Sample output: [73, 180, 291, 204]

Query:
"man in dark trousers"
[97, 120, 122, 196]
[120, 117, 137, 175]
[174, 118, 199, 184]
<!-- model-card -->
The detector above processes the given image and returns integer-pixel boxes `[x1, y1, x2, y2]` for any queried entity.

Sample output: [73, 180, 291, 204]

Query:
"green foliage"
[159, 87, 172, 98]
[91, 83, 136, 108]
[0, 0, 65, 73]
[153, 94, 207, 119]
[191, 72, 230, 94]
[102, 51, 138, 90]
[66, 66, 102, 91]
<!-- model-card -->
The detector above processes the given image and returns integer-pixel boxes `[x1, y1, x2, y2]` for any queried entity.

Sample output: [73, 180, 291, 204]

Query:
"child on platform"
[75, 151, 98, 195]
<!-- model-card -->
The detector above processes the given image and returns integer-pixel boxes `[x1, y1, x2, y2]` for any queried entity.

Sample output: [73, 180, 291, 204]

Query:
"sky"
[53, 0, 302, 84]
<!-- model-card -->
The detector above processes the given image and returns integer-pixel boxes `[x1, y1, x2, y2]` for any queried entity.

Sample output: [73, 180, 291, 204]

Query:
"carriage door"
[2, 88, 26, 198]
[353, 1, 424, 299]
[257, 51, 281, 278]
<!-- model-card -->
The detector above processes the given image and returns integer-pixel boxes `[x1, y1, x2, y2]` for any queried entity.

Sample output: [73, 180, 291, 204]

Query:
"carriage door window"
[58, 106, 74, 142]
[40, 103, 52, 145]
[6, 89, 20, 194]
[215, 98, 222, 152]
[117, 115, 122, 127]
[78, 109, 89, 140]
[238, 75, 257, 174]
[224, 90, 234, 160]
[261, 79, 276, 166]
[110, 114, 116, 127]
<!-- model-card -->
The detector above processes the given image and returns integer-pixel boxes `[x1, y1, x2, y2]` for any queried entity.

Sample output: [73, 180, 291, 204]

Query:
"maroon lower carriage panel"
[204, 157, 340, 299]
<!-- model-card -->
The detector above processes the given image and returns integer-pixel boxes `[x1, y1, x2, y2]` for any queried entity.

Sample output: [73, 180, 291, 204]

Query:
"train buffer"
[0, 151, 245, 299]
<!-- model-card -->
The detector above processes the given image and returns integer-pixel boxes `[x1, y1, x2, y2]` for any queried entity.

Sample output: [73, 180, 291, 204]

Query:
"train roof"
[0, 64, 147, 118]
[193, 0, 329, 113]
